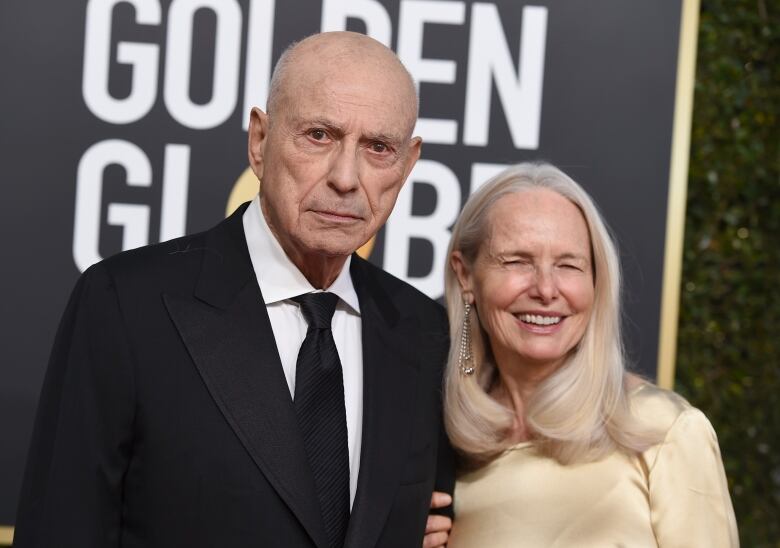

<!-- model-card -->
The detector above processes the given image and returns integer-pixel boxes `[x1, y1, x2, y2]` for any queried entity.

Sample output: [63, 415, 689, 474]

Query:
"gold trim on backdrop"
[226, 166, 261, 217]
[0, 526, 13, 546]
[657, 0, 701, 389]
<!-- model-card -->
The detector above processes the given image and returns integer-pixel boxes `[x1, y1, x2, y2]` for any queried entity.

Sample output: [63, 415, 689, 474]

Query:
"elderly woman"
[438, 163, 738, 547]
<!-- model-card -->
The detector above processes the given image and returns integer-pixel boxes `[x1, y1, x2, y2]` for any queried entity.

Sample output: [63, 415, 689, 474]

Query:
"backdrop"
[0, 0, 693, 531]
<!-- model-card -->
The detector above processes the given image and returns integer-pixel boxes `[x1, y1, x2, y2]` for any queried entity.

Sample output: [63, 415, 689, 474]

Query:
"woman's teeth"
[519, 314, 562, 326]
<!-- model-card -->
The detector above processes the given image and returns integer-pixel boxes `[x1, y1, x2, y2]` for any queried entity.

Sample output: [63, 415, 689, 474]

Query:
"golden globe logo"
[72, 0, 548, 298]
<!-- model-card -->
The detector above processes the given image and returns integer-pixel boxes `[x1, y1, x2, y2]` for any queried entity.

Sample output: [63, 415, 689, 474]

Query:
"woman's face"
[455, 189, 595, 374]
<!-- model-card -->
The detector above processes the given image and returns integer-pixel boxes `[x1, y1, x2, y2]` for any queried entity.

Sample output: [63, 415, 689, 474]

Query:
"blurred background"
[676, 0, 778, 545]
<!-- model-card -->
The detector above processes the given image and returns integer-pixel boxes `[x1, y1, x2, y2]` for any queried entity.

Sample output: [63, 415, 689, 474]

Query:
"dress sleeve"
[647, 407, 739, 547]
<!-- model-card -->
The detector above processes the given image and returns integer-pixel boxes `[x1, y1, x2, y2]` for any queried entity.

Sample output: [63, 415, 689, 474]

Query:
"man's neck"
[293, 254, 349, 290]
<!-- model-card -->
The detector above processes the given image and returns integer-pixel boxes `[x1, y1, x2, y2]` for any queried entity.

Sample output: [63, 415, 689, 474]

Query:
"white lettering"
[384, 159, 461, 298]
[159, 144, 191, 242]
[321, 0, 392, 47]
[164, 0, 242, 129]
[463, 4, 547, 149]
[107, 204, 150, 251]
[82, 0, 161, 124]
[398, 0, 465, 145]
[470, 162, 509, 194]
[242, 0, 276, 129]
[73, 140, 153, 271]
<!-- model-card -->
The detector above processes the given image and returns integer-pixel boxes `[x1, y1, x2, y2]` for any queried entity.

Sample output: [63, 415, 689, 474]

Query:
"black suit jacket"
[14, 203, 454, 548]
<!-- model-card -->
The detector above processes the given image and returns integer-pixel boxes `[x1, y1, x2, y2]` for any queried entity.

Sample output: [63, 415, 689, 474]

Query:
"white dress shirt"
[242, 195, 363, 507]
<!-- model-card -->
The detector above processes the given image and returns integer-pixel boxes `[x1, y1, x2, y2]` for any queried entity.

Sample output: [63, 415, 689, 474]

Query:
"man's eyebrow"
[293, 117, 346, 135]
[291, 116, 405, 146]
[313, 119, 346, 137]
[361, 131, 405, 146]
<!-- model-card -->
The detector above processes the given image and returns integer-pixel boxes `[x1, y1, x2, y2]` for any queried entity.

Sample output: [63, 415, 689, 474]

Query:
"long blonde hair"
[444, 162, 661, 465]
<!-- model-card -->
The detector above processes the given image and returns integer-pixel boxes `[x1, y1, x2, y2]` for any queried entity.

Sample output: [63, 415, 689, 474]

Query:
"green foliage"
[676, 0, 779, 545]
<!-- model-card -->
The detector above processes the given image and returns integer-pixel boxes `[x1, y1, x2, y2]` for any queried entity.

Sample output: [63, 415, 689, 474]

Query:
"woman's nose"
[529, 267, 559, 302]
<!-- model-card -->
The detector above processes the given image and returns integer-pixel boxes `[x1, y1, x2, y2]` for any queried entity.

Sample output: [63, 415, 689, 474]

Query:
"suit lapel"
[163, 206, 328, 548]
[345, 258, 421, 548]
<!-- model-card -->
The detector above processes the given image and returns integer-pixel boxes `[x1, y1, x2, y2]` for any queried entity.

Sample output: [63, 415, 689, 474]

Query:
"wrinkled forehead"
[277, 44, 418, 136]
[304, 78, 414, 133]
[483, 190, 593, 254]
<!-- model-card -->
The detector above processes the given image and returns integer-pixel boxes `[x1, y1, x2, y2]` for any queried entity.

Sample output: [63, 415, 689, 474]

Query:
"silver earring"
[459, 300, 475, 376]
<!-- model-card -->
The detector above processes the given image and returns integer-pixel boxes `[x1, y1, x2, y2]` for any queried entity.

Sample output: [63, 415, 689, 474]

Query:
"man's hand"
[423, 491, 453, 547]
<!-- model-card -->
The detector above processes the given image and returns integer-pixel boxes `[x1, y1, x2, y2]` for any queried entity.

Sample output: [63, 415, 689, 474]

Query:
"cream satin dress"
[449, 384, 739, 547]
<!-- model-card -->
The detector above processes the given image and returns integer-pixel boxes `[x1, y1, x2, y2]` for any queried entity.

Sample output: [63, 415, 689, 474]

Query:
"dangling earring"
[459, 299, 475, 376]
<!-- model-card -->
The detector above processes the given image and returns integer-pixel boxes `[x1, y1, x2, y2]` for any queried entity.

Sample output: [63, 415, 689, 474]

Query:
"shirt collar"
[242, 195, 360, 314]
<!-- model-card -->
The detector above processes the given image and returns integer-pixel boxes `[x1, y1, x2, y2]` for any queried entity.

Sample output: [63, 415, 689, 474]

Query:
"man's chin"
[300, 227, 369, 257]
[300, 238, 365, 260]
[318, 244, 363, 258]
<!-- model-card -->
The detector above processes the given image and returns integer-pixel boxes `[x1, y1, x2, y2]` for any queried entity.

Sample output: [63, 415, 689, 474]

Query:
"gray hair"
[444, 162, 662, 464]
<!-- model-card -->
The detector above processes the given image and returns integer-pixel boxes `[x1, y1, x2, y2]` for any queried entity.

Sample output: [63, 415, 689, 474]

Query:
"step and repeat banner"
[0, 0, 693, 531]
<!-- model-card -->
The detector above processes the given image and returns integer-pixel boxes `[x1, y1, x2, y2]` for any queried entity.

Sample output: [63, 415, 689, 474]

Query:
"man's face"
[249, 57, 421, 264]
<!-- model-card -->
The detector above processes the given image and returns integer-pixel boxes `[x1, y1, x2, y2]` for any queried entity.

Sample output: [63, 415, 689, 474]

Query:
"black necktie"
[292, 292, 350, 548]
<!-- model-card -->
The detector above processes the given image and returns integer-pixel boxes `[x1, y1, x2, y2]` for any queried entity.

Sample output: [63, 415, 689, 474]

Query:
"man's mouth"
[312, 210, 361, 222]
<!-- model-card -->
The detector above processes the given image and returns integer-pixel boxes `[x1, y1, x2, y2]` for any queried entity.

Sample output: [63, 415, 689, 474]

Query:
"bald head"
[266, 32, 419, 136]
[247, 31, 423, 287]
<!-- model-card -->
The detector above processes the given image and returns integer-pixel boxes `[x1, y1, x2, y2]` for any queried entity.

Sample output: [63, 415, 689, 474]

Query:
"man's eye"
[309, 129, 327, 140]
[370, 142, 387, 153]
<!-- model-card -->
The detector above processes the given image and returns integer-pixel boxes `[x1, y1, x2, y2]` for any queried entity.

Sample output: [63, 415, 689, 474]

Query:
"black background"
[0, 0, 681, 524]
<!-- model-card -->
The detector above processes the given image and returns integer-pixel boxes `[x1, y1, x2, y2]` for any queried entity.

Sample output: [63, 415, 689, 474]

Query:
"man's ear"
[247, 107, 269, 180]
[401, 136, 422, 182]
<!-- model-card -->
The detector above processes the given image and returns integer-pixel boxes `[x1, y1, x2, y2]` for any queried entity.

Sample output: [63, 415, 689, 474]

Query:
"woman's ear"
[450, 251, 474, 300]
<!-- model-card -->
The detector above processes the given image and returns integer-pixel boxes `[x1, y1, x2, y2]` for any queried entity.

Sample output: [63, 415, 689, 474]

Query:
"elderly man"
[14, 32, 452, 548]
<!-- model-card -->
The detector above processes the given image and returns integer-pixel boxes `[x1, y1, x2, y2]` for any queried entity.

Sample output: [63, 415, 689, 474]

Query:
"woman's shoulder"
[629, 382, 703, 435]
[628, 382, 720, 455]
[626, 384, 738, 545]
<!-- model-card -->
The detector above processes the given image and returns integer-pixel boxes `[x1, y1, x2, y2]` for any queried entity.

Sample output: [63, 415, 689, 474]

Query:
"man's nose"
[529, 267, 559, 303]
[327, 142, 360, 193]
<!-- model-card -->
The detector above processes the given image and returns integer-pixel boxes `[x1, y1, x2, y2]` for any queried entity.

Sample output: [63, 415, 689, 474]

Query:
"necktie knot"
[292, 292, 339, 329]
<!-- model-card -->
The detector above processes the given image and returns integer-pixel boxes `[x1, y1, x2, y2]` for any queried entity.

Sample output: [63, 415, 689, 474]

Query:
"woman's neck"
[491, 357, 561, 443]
